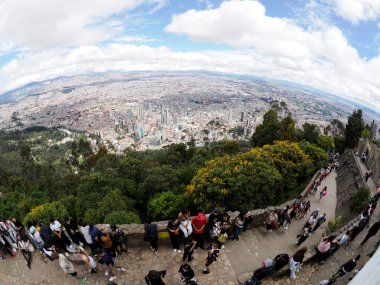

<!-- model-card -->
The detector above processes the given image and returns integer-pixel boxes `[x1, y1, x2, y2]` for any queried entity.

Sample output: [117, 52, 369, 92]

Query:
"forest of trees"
[0, 108, 369, 224]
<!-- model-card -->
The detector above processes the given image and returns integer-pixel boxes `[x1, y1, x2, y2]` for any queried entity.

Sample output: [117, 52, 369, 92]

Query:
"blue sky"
[1, 0, 380, 110]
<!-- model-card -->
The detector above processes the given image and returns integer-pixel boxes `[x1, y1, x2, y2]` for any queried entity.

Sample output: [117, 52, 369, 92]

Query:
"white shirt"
[50, 221, 61, 232]
[80, 225, 92, 244]
[89, 256, 96, 269]
[33, 231, 43, 243]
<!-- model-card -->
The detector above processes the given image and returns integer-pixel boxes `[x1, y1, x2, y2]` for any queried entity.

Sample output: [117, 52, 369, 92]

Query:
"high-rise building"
[240, 111, 245, 122]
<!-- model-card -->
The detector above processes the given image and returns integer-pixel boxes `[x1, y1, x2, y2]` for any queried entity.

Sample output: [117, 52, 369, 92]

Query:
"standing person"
[182, 236, 196, 262]
[58, 253, 87, 283]
[63, 217, 83, 246]
[96, 248, 126, 281]
[312, 213, 327, 232]
[221, 212, 232, 235]
[365, 168, 373, 182]
[303, 215, 316, 229]
[319, 187, 327, 200]
[296, 225, 312, 246]
[331, 255, 361, 279]
[279, 206, 291, 232]
[109, 224, 127, 254]
[316, 236, 334, 264]
[80, 223, 95, 254]
[289, 247, 307, 279]
[232, 213, 245, 240]
[202, 241, 220, 274]
[76, 248, 97, 273]
[178, 209, 193, 238]
[167, 217, 181, 253]
[266, 212, 278, 232]
[12, 217, 26, 241]
[6, 220, 17, 243]
[312, 181, 321, 195]
[50, 219, 68, 253]
[178, 263, 195, 285]
[192, 213, 207, 250]
[350, 218, 369, 241]
[338, 230, 351, 247]
[144, 220, 158, 253]
[360, 220, 380, 245]
[206, 208, 223, 235]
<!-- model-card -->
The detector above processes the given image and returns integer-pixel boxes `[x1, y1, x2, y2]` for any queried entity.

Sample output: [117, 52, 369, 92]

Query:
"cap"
[213, 208, 219, 213]
[197, 213, 206, 220]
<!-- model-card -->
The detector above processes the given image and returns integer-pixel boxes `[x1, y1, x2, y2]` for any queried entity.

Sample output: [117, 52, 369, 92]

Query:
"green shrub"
[350, 187, 370, 213]
[147, 191, 189, 220]
[104, 210, 141, 224]
[23, 201, 68, 225]
[325, 216, 345, 235]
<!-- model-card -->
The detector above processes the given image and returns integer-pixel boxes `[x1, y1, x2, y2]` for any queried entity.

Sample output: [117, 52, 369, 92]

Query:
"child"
[183, 236, 196, 262]
[202, 242, 220, 274]
[319, 187, 327, 200]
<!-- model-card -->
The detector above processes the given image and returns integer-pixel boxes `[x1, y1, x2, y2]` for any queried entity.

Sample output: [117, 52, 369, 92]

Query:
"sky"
[0, 0, 380, 111]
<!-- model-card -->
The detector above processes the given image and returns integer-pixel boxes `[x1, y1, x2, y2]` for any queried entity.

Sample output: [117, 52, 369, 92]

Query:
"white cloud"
[164, 0, 380, 110]
[1, 42, 380, 111]
[332, 0, 380, 24]
[0, 0, 165, 53]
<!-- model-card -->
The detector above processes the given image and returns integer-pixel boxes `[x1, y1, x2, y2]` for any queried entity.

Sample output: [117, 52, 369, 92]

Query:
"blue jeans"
[233, 225, 241, 238]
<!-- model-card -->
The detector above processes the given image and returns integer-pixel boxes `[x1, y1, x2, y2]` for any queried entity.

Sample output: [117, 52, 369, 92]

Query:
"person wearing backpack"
[183, 236, 196, 262]
[312, 213, 327, 232]
[273, 253, 289, 271]
[178, 263, 196, 285]
[144, 220, 158, 254]
[144, 269, 166, 285]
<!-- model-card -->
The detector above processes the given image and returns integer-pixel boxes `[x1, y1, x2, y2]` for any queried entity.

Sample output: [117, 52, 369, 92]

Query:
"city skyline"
[0, 1, 380, 111]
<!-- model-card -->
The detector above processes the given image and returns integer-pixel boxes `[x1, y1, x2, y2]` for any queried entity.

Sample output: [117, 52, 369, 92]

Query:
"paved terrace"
[0, 158, 378, 285]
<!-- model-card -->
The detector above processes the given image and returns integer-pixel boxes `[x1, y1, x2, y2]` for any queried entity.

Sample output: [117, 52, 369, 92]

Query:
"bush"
[325, 216, 344, 235]
[147, 191, 189, 220]
[23, 201, 68, 224]
[104, 210, 141, 224]
[350, 187, 371, 213]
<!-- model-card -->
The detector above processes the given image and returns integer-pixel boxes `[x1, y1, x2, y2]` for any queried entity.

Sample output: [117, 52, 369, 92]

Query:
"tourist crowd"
[2, 152, 379, 285]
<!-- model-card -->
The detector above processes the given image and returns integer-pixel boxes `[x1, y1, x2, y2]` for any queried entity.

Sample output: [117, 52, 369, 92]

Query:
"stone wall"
[96, 172, 319, 247]
[335, 149, 366, 219]
[357, 140, 380, 186]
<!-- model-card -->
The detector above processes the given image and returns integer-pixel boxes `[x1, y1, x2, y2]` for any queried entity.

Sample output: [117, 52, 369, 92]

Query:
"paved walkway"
[1, 156, 378, 285]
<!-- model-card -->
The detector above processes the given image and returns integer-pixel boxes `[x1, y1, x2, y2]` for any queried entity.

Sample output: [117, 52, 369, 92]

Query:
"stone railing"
[335, 149, 367, 219]
[357, 140, 380, 186]
[96, 171, 320, 247]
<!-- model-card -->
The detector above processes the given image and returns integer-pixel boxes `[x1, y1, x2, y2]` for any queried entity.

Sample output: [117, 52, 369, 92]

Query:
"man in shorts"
[96, 248, 126, 283]
[58, 253, 87, 283]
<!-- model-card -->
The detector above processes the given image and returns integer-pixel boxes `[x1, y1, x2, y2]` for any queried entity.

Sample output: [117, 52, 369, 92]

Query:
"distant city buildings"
[0, 72, 367, 151]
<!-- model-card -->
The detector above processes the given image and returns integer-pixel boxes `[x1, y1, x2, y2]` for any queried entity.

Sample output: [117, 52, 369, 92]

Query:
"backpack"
[273, 253, 289, 271]
[218, 233, 228, 243]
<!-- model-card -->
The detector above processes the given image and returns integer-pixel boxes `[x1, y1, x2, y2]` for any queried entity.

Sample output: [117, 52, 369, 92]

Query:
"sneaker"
[118, 267, 126, 272]
[109, 276, 117, 282]
[202, 270, 210, 274]
[65, 252, 69, 257]
[80, 278, 87, 283]
[105, 271, 109, 276]
[150, 246, 155, 252]
[174, 249, 177, 253]
[177, 249, 181, 253]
